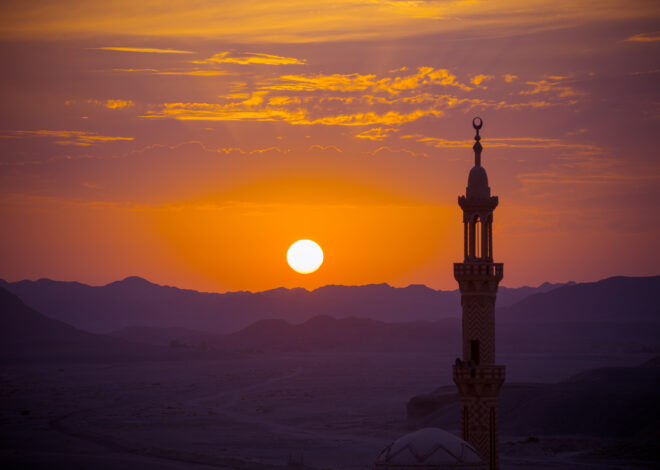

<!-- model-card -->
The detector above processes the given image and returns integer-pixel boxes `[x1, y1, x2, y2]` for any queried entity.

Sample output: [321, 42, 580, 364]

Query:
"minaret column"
[464, 221, 468, 260]
[481, 218, 488, 262]
[453, 117, 505, 470]
[488, 220, 493, 260]
[469, 217, 476, 259]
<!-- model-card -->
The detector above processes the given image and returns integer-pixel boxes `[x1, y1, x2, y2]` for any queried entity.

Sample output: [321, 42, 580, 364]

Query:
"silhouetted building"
[375, 118, 504, 470]
[453, 117, 504, 470]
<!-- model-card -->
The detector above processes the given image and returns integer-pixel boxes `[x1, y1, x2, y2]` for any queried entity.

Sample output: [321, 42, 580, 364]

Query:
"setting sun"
[287, 239, 324, 274]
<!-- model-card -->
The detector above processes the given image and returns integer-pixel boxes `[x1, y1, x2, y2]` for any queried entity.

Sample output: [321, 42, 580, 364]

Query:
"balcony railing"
[454, 262, 503, 279]
[453, 364, 506, 382]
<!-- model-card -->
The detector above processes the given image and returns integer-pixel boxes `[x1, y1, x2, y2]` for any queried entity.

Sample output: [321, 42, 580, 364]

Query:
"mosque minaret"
[374, 118, 504, 470]
[453, 117, 505, 469]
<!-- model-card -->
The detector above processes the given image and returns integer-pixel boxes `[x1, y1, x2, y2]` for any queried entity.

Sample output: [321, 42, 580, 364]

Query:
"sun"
[287, 239, 324, 274]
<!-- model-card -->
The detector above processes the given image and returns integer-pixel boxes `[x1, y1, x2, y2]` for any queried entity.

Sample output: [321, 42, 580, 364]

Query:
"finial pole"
[472, 117, 483, 167]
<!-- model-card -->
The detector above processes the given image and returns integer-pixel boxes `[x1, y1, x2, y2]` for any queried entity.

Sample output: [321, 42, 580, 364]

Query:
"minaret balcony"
[454, 262, 503, 281]
[453, 365, 506, 396]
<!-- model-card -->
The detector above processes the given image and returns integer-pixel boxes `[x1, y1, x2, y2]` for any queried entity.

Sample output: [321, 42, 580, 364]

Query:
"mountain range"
[0, 286, 227, 363]
[0, 276, 568, 333]
[1, 275, 658, 360]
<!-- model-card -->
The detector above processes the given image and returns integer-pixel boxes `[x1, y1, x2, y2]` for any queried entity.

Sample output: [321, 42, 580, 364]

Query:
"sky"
[0, 0, 658, 292]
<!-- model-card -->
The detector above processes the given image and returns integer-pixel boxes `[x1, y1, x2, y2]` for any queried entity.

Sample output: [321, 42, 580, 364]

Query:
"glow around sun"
[287, 239, 324, 274]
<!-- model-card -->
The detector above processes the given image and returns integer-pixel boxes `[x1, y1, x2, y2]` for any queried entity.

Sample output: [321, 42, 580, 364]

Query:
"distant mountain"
[0, 276, 567, 334]
[0, 286, 226, 363]
[500, 276, 660, 323]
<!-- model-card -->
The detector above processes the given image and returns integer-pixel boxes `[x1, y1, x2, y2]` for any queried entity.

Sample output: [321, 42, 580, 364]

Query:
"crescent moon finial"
[472, 117, 483, 166]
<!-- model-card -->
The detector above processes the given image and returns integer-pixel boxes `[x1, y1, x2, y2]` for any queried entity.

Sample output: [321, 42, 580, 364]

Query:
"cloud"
[66, 99, 135, 109]
[105, 99, 134, 109]
[470, 74, 494, 87]
[308, 144, 343, 153]
[516, 154, 658, 197]
[140, 65, 581, 127]
[626, 31, 660, 42]
[112, 68, 160, 73]
[261, 73, 378, 92]
[93, 46, 194, 54]
[142, 101, 444, 126]
[112, 69, 230, 76]
[156, 70, 230, 76]
[413, 135, 601, 151]
[365, 146, 426, 158]
[268, 96, 300, 105]
[3, 1, 658, 43]
[141, 100, 305, 123]
[5, 130, 133, 146]
[355, 127, 399, 141]
[503, 74, 518, 83]
[192, 52, 305, 65]
[261, 67, 471, 93]
[520, 77, 582, 100]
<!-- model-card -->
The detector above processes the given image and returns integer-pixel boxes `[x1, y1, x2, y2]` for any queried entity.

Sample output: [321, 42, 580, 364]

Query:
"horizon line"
[3, 274, 658, 296]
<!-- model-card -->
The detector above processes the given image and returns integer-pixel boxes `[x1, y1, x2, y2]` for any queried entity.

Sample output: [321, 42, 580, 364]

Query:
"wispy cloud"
[142, 100, 444, 126]
[355, 127, 399, 141]
[65, 99, 135, 109]
[520, 77, 582, 100]
[261, 67, 471, 93]
[112, 68, 160, 73]
[411, 135, 601, 151]
[4, 1, 658, 43]
[4, 130, 133, 146]
[93, 46, 194, 54]
[139, 66, 582, 127]
[105, 99, 134, 109]
[156, 70, 230, 76]
[626, 31, 660, 42]
[112, 68, 230, 76]
[192, 52, 305, 65]
[471, 74, 494, 87]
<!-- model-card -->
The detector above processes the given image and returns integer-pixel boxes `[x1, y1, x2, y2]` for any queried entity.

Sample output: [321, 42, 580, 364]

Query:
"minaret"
[453, 117, 505, 470]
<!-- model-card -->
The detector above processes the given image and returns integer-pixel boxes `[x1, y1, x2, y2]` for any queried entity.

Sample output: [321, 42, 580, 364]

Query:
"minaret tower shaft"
[453, 118, 505, 470]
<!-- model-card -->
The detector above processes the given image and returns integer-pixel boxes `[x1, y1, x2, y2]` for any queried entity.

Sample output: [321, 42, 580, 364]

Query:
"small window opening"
[471, 340, 480, 365]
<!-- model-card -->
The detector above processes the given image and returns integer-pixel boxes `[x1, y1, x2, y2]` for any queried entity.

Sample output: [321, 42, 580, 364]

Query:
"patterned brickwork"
[457, 391, 501, 469]
[461, 295, 495, 365]
[454, 272, 503, 470]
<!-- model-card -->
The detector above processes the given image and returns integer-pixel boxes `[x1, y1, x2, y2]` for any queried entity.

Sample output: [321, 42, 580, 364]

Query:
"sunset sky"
[1, 1, 658, 292]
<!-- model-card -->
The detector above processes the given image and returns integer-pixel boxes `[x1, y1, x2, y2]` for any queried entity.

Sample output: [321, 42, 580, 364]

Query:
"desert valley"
[1, 276, 659, 469]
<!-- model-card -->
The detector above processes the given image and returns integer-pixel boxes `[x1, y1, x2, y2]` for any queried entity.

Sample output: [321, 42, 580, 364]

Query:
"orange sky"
[0, 1, 658, 292]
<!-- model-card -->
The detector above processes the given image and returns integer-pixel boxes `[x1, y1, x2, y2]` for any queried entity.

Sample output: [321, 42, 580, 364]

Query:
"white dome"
[374, 428, 485, 469]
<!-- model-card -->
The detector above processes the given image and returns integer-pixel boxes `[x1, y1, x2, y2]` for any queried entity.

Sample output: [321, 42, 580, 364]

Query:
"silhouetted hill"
[0, 277, 566, 334]
[109, 325, 214, 346]
[415, 358, 660, 449]
[501, 276, 660, 323]
[216, 315, 460, 353]
[0, 286, 227, 363]
[208, 310, 660, 355]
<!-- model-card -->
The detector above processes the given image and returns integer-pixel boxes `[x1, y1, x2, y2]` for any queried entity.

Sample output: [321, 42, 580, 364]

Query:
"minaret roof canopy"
[466, 165, 490, 199]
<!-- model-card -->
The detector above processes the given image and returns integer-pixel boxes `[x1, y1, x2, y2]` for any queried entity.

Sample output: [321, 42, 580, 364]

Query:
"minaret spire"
[473, 116, 483, 167]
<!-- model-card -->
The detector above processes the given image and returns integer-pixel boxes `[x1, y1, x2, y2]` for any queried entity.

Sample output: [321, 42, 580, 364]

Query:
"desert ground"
[1, 351, 656, 470]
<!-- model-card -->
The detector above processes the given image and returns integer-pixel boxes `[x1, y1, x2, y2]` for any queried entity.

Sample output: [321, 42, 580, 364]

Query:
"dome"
[466, 165, 491, 200]
[374, 428, 486, 469]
